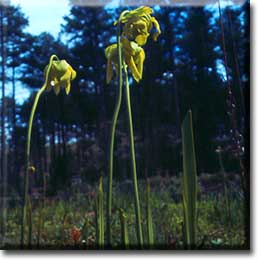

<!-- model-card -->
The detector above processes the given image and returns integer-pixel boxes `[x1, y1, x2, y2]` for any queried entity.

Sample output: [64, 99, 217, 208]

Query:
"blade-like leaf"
[181, 110, 197, 249]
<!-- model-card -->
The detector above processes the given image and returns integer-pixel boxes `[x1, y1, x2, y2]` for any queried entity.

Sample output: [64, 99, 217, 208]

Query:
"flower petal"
[53, 83, 61, 96]
[135, 48, 145, 80]
[135, 34, 149, 46]
[106, 59, 113, 84]
[150, 17, 161, 41]
[127, 56, 141, 82]
[44, 64, 54, 91]
[121, 6, 153, 23]
[53, 60, 70, 76]
[105, 44, 118, 84]
[70, 67, 77, 80]
[65, 80, 71, 95]
[60, 69, 71, 82]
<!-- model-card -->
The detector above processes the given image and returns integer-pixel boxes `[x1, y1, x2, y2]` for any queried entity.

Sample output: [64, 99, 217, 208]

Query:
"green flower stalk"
[106, 17, 123, 246]
[105, 6, 161, 248]
[27, 197, 32, 248]
[123, 62, 143, 246]
[146, 180, 154, 248]
[20, 54, 76, 248]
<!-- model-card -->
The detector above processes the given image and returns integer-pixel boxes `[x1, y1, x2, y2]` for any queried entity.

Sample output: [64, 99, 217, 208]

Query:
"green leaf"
[181, 110, 197, 249]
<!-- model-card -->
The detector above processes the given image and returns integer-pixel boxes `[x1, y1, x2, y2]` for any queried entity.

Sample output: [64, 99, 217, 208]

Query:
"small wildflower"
[71, 226, 81, 243]
[44, 59, 76, 95]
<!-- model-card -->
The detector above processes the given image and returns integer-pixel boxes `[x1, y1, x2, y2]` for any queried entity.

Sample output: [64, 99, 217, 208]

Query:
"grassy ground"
[2, 173, 248, 249]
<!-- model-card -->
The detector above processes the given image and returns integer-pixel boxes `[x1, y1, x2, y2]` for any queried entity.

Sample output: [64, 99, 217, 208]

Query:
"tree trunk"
[11, 65, 19, 190]
[51, 122, 56, 161]
[0, 6, 7, 245]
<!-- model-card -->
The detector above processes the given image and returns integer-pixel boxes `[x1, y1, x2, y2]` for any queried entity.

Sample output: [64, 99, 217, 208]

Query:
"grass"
[2, 175, 246, 249]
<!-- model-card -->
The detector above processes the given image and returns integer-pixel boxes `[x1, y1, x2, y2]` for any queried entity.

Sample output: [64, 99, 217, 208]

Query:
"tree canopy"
[0, 2, 249, 194]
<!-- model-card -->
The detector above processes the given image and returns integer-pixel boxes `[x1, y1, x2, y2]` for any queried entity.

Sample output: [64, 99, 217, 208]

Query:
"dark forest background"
[0, 1, 249, 196]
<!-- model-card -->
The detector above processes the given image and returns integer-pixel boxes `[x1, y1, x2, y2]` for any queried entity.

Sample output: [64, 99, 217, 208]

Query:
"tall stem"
[20, 84, 45, 247]
[20, 54, 58, 247]
[107, 24, 123, 246]
[123, 64, 143, 247]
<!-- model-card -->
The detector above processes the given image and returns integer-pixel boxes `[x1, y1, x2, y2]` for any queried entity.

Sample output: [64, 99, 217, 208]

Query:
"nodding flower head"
[105, 6, 160, 84]
[44, 58, 76, 95]
[115, 6, 161, 46]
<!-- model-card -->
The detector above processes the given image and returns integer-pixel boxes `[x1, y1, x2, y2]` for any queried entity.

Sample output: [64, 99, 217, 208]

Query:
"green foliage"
[217, 150, 231, 226]
[119, 208, 129, 249]
[95, 177, 104, 249]
[3, 177, 246, 249]
[36, 208, 44, 248]
[181, 110, 197, 249]
[146, 181, 154, 248]
[27, 197, 32, 248]
[124, 64, 144, 248]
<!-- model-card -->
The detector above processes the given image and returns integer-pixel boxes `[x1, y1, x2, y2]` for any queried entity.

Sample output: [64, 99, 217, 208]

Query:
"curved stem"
[20, 84, 45, 248]
[123, 64, 143, 247]
[107, 25, 123, 246]
[20, 54, 58, 248]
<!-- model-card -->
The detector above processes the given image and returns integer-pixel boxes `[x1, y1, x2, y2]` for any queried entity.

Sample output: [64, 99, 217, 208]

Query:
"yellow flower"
[105, 37, 145, 84]
[105, 6, 160, 84]
[115, 6, 161, 46]
[44, 59, 76, 95]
